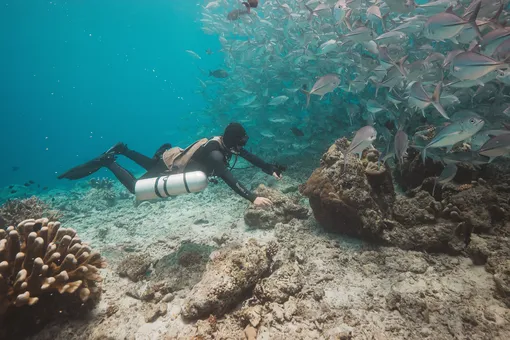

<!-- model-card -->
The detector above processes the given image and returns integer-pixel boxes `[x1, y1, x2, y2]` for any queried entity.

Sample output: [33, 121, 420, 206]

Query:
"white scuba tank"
[134, 171, 208, 201]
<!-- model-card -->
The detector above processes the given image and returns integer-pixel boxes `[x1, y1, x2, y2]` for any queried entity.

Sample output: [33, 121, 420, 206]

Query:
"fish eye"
[469, 118, 475, 124]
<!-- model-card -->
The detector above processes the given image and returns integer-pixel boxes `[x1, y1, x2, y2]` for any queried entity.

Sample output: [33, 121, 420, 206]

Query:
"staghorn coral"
[0, 218, 106, 318]
[0, 196, 62, 228]
[88, 177, 114, 190]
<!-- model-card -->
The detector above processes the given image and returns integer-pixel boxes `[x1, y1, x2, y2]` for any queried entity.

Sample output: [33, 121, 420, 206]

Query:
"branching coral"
[0, 218, 106, 317]
[88, 177, 114, 190]
[0, 196, 62, 228]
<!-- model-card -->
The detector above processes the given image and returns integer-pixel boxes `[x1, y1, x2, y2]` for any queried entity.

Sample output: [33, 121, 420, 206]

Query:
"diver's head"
[223, 122, 249, 153]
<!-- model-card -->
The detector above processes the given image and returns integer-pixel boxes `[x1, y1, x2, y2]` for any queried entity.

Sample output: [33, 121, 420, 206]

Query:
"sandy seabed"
[23, 175, 510, 340]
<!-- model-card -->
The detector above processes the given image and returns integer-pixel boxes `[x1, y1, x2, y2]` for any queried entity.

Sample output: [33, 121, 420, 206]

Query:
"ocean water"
[1, 0, 220, 189]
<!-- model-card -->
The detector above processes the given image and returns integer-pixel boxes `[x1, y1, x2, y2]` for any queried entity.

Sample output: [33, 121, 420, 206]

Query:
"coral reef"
[0, 196, 62, 228]
[0, 218, 106, 338]
[116, 254, 152, 282]
[181, 239, 278, 320]
[244, 185, 309, 229]
[88, 177, 114, 190]
[299, 138, 478, 253]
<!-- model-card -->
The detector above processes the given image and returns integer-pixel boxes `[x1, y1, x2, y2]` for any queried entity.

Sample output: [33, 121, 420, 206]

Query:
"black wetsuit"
[110, 139, 275, 202]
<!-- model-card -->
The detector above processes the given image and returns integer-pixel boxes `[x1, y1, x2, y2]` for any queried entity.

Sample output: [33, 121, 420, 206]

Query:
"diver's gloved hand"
[270, 163, 286, 179]
[254, 197, 272, 207]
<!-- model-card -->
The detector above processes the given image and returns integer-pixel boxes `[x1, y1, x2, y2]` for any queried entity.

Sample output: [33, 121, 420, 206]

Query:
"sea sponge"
[0, 218, 106, 317]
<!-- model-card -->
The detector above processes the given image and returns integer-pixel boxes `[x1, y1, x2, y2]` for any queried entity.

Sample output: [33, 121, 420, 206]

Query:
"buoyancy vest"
[162, 136, 228, 173]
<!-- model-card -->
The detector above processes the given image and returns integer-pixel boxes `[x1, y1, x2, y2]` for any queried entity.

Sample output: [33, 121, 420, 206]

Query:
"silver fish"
[450, 52, 508, 81]
[481, 28, 510, 56]
[394, 130, 409, 166]
[442, 151, 490, 165]
[303, 74, 340, 107]
[478, 133, 510, 162]
[344, 126, 378, 170]
[422, 116, 485, 163]
[269, 96, 289, 106]
[424, 2, 481, 42]
[432, 163, 457, 196]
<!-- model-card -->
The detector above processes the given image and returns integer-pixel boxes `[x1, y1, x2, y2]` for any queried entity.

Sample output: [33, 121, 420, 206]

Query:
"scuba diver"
[57, 123, 284, 207]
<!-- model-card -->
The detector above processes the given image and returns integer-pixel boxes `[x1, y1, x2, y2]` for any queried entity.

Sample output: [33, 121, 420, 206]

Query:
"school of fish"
[194, 0, 510, 171]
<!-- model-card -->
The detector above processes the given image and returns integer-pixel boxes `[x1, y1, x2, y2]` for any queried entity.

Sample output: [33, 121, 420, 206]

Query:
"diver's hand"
[272, 172, 282, 180]
[253, 197, 273, 207]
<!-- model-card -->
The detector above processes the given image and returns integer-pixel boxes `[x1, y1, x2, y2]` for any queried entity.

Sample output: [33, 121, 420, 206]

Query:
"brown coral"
[0, 196, 62, 228]
[0, 218, 106, 317]
[456, 183, 474, 192]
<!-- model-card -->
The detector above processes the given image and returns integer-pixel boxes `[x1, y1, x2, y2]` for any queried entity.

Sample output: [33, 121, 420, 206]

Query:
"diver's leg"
[106, 162, 137, 194]
[121, 144, 172, 171]
[122, 149, 157, 171]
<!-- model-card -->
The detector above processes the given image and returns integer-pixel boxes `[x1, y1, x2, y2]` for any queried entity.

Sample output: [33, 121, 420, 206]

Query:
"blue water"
[1, 0, 221, 188]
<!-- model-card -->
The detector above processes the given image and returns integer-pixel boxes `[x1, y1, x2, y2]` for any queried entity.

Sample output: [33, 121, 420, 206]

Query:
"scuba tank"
[134, 171, 208, 201]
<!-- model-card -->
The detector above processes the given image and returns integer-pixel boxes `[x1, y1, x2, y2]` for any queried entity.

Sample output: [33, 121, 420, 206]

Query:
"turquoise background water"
[1, 0, 221, 188]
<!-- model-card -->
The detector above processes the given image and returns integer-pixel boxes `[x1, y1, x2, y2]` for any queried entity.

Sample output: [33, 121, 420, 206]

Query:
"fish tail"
[304, 4, 314, 21]
[431, 82, 450, 120]
[369, 78, 381, 97]
[467, 0, 482, 39]
[344, 10, 353, 31]
[432, 178, 437, 197]
[490, 1, 504, 25]
[300, 88, 311, 107]
[396, 55, 408, 76]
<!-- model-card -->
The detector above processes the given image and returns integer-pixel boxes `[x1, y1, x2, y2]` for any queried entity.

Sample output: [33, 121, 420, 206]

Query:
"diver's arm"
[238, 148, 275, 175]
[220, 170, 257, 202]
[209, 150, 256, 202]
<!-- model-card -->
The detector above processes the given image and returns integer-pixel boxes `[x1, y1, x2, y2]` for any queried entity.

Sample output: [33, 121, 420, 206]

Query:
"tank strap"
[183, 173, 191, 193]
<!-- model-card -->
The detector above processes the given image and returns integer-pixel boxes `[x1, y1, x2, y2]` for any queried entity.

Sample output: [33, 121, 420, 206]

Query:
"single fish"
[424, 2, 481, 42]
[205, 1, 220, 10]
[442, 151, 490, 165]
[480, 28, 510, 56]
[394, 130, 409, 166]
[185, 50, 201, 60]
[11, 166, 19, 172]
[343, 27, 375, 43]
[344, 126, 378, 170]
[432, 163, 458, 196]
[422, 116, 485, 163]
[450, 52, 508, 81]
[478, 133, 510, 162]
[238, 95, 257, 107]
[302, 74, 340, 108]
[291, 127, 305, 137]
[375, 31, 408, 45]
[269, 96, 289, 106]
[209, 69, 229, 78]
[317, 40, 340, 55]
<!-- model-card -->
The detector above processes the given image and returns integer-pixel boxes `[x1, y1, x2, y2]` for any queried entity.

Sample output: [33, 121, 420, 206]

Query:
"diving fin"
[57, 146, 119, 180]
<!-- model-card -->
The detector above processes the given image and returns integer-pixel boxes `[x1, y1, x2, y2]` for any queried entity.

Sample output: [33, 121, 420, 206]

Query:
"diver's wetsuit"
[108, 139, 275, 202]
